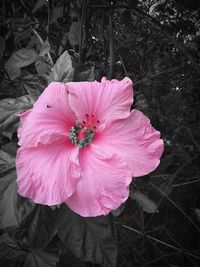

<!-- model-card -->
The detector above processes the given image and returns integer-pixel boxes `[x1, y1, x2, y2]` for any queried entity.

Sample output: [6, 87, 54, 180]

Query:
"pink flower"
[16, 78, 164, 217]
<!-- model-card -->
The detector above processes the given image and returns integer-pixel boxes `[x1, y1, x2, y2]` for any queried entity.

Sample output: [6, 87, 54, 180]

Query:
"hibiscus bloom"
[16, 78, 164, 217]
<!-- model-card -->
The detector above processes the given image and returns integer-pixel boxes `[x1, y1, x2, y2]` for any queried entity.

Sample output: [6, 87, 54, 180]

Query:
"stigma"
[69, 114, 100, 148]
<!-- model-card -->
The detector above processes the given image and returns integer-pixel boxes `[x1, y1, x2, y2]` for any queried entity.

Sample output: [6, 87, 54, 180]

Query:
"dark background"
[0, 0, 200, 266]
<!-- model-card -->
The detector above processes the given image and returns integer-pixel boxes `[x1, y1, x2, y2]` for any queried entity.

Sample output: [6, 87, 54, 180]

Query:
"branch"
[79, 0, 88, 63]
[47, 0, 50, 35]
[115, 222, 200, 260]
[108, 13, 114, 79]
[150, 181, 200, 233]
[90, 4, 200, 75]
[132, 7, 200, 75]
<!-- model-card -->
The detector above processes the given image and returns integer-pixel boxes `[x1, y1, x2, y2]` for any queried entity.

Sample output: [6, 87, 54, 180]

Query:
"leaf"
[48, 51, 74, 83]
[0, 35, 6, 59]
[56, 205, 117, 267]
[33, 0, 46, 13]
[22, 75, 47, 97]
[0, 170, 19, 229]
[59, 251, 86, 267]
[58, 32, 68, 55]
[0, 233, 26, 263]
[35, 58, 50, 76]
[0, 170, 35, 230]
[5, 48, 38, 80]
[111, 203, 125, 217]
[158, 181, 172, 195]
[0, 233, 58, 267]
[0, 194, 55, 247]
[1, 141, 18, 157]
[130, 190, 159, 213]
[68, 22, 81, 46]
[38, 39, 51, 57]
[154, 154, 174, 174]
[16, 195, 36, 225]
[0, 95, 35, 134]
[0, 149, 15, 174]
[194, 209, 200, 222]
[24, 248, 58, 267]
[1, 131, 13, 140]
[75, 66, 95, 81]
[18, 205, 56, 249]
[50, 5, 63, 24]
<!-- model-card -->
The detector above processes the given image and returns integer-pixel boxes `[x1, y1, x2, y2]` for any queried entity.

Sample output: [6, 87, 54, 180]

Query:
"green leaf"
[130, 190, 159, 213]
[48, 51, 74, 83]
[68, 22, 81, 46]
[0, 95, 35, 134]
[5, 48, 38, 80]
[56, 205, 117, 267]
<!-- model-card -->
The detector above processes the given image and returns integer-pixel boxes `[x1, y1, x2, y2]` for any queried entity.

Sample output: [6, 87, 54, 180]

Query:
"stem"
[2, 0, 5, 25]
[47, 0, 50, 36]
[108, 13, 114, 79]
[150, 182, 200, 233]
[172, 178, 200, 187]
[146, 154, 200, 228]
[119, 54, 128, 76]
[79, 0, 88, 63]
[32, 28, 53, 67]
[116, 222, 200, 260]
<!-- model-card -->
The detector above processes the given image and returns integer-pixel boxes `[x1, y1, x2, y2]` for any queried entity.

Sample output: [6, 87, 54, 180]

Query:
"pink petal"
[34, 82, 75, 119]
[67, 77, 133, 122]
[16, 143, 80, 205]
[18, 82, 76, 148]
[65, 145, 132, 217]
[18, 106, 73, 147]
[98, 109, 164, 177]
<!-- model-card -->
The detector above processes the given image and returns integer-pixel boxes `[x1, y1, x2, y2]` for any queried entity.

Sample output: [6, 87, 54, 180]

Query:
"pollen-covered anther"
[69, 114, 100, 148]
[84, 113, 100, 128]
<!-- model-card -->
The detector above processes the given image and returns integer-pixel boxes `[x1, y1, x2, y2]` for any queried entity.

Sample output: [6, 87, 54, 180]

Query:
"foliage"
[0, 0, 200, 266]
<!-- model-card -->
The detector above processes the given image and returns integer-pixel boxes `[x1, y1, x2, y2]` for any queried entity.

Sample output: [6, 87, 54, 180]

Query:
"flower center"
[69, 114, 100, 148]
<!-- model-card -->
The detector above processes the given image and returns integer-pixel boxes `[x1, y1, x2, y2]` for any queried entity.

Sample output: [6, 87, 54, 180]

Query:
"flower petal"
[34, 82, 75, 118]
[67, 77, 133, 122]
[65, 145, 132, 217]
[98, 109, 164, 177]
[18, 106, 73, 147]
[18, 82, 76, 148]
[16, 143, 80, 205]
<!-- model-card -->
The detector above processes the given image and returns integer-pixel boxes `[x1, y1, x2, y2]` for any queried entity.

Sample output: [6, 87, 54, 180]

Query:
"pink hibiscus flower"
[16, 77, 164, 217]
